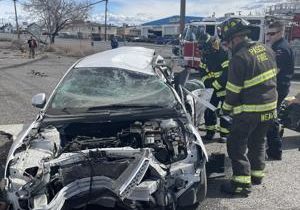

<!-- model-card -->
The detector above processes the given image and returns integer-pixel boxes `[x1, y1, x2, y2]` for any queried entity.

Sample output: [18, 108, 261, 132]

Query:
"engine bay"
[58, 119, 188, 164]
[6, 118, 197, 210]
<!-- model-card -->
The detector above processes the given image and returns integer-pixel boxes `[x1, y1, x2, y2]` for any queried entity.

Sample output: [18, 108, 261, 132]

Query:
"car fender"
[4, 120, 39, 178]
[187, 124, 208, 161]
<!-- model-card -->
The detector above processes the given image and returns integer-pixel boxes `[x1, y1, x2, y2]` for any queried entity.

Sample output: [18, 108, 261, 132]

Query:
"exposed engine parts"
[62, 119, 187, 164]
[4, 118, 206, 210]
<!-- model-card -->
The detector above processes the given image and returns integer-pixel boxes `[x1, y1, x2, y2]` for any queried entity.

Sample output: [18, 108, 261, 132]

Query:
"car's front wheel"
[196, 165, 207, 202]
[177, 166, 207, 209]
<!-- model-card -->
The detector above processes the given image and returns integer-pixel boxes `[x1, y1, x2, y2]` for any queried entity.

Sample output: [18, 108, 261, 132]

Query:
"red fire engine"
[290, 13, 300, 41]
[181, 21, 220, 69]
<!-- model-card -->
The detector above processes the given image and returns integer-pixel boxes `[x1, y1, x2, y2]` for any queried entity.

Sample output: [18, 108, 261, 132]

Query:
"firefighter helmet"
[219, 17, 253, 41]
[198, 32, 220, 56]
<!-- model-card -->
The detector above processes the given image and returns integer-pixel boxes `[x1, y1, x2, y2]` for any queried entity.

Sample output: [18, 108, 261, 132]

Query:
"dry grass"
[0, 38, 99, 57]
[10, 40, 26, 52]
[47, 41, 97, 57]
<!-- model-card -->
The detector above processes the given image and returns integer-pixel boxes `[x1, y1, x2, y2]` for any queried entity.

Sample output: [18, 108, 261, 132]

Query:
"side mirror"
[32, 93, 46, 109]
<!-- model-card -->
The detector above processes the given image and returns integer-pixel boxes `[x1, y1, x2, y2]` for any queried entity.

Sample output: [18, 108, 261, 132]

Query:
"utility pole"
[180, 0, 186, 34]
[13, 0, 20, 39]
[104, 0, 108, 41]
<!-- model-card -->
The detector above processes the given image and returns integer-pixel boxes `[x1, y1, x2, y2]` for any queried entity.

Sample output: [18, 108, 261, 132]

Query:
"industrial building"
[140, 15, 203, 38]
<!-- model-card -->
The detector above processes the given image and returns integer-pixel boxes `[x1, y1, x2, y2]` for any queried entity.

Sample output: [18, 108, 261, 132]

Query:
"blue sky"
[0, 0, 286, 26]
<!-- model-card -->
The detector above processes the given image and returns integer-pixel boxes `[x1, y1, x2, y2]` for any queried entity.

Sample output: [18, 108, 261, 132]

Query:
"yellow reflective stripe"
[213, 71, 222, 78]
[216, 90, 226, 97]
[235, 187, 244, 193]
[233, 101, 277, 114]
[244, 68, 277, 89]
[226, 82, 242, 94]
[221, 60, 229, 68]
[223, 102, 233, 111]
[212, 80, 222, 90]
[219, 126, 230, 134]
[208, 72, 214, 77]
[224, 68, 276, 94]
[201, 72, 215, 82]
[251, 170, 265, 178]
[199, 63, 207, 69]
[206, 125, 216, 131]
[232, 176, 251, 184]
[201, 75, 210, 82]
[261, 110, 277, 121]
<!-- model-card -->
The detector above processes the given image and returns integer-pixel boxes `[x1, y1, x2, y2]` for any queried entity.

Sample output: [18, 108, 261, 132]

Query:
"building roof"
[142, 15, 203, 26]
[75, 47, 156, 75]
[0, 23, 13, 30]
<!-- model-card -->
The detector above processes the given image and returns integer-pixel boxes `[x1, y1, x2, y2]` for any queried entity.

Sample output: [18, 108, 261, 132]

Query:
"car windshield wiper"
[87, 104, 165, 111]
[50, 107, 110, 116]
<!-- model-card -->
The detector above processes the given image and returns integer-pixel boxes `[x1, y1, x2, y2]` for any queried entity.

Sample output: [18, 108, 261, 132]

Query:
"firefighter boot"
[251, 171, 265, 185]
[202, 131, 215, 140]
[220, 181, 251, 197]
[266, 149, 282, 160]
[219, 134, 228, 143]
[251, 177, 263, 185]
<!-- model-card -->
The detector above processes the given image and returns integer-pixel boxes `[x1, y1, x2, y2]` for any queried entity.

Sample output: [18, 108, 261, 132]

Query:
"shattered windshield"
[47, 67, 177, 114]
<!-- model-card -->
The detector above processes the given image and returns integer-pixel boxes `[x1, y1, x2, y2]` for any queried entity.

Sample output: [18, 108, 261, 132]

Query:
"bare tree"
[23, 0, 90, 43]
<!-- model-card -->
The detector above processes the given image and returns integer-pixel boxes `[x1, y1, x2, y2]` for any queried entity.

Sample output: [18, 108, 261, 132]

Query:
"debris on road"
[28, 69, 48, 77]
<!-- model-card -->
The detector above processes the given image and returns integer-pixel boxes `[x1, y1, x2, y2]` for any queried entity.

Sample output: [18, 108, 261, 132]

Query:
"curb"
[0, 54, 48, 71]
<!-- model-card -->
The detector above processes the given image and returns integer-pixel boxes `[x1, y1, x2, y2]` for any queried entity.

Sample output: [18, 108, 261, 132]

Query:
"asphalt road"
[0, 42, 299, 210]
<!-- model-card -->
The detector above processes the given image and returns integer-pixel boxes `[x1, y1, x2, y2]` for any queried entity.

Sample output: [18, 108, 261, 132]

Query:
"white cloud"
[90, 0, 288, 25]
[0, 1, 35, 26]
[0, 0, 289, 26]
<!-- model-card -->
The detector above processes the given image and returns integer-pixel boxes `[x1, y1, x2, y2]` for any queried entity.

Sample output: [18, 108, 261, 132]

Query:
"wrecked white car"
[2, 47, 209, 210]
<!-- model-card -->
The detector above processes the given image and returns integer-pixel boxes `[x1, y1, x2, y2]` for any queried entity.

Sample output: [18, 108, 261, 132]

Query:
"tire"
[177, 166, 207, 209]
[184, 168, 207, 210]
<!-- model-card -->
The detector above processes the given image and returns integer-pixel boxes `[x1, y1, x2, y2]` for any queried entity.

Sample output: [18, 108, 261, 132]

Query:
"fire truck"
[289, 13, 300, 73]
[181, 19, 220, 69]
[180, 16, 266, 70]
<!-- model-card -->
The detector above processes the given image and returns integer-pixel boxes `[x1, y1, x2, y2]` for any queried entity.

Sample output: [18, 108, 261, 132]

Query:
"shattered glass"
[48, 67, 177, 113]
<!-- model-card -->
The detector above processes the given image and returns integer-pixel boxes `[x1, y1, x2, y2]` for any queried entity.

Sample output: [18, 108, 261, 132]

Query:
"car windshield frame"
[45, 67, 178, 115]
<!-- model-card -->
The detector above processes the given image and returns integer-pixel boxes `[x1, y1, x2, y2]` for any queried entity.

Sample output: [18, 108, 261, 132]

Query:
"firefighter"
[219, 18, 278, 195]
[198, 32, 230, 142]
[266, 20, 295, 160]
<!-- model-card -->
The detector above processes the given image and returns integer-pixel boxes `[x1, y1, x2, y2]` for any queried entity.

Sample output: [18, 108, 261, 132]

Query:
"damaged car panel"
[3, 47, 209, 210]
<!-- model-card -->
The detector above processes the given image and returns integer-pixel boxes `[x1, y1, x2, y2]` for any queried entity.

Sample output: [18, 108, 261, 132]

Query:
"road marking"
[0, 124, 24, 139]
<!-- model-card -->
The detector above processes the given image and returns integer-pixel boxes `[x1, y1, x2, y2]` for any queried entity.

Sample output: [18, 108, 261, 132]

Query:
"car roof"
[74, 47, 156, 75]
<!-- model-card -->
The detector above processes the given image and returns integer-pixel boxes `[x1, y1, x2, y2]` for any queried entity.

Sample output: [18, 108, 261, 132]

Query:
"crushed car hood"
[74, 47, 156, 75]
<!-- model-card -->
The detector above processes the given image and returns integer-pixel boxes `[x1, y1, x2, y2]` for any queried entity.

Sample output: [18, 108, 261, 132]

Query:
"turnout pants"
[266, 88, 288, 156]
[227, 112, 273, 182]
[204, 92, 230, 136]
